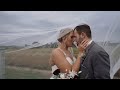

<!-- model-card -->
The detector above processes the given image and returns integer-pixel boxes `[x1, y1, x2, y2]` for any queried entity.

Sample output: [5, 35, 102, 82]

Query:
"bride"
[49, 28, 88, 79]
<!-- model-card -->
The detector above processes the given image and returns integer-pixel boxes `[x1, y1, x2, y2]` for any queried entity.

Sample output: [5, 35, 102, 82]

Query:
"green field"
[5, 66, 51, 79]
[5, 48, 54, 70]
[4, 46, 120, 79]
[5, 47, 78, 79]
[5, 48, 78, 70]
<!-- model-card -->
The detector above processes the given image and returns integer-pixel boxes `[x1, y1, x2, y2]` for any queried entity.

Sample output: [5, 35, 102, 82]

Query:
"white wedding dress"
[50, 48, 76, 79]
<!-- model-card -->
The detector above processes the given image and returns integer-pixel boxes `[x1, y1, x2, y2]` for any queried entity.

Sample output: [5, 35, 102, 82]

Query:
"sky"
[0, 11, 120, 46]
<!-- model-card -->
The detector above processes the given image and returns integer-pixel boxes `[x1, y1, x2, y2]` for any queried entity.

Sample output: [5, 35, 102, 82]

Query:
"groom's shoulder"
[91, 41, 108, 55]
[93, 42, 104, 51]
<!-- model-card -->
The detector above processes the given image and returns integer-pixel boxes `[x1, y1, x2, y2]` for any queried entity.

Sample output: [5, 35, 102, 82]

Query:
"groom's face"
[74, 29, 83, 45]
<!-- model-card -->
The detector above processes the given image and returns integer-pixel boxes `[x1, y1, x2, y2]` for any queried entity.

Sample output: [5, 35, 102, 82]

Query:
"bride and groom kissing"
[49, 24, 110, 79]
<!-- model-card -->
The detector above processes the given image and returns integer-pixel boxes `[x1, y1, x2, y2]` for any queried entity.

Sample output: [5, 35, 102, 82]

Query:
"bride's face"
[74, 29, 83, 45]
[64, 31, 75, 47]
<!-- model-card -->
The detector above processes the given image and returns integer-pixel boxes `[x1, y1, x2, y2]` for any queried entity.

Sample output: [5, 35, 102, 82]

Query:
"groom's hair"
[74, 24, 92, 38]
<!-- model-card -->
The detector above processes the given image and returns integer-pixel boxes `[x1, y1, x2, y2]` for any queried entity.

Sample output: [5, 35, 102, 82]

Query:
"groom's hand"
[78, 39, 89, 53]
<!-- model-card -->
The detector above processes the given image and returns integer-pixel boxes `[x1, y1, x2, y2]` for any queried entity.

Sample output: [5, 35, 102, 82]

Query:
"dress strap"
[58, 48, 67, 56]
[68, 47, 74, 57]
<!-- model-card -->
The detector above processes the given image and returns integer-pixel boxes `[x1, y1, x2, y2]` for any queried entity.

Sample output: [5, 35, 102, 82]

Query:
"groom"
[74, 24, 110, 79]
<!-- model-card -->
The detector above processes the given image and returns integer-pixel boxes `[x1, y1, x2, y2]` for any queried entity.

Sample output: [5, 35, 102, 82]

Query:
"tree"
[32, 41, 39, 45]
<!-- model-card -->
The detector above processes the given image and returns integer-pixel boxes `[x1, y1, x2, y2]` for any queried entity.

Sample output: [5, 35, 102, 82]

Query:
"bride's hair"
[58, 32, 70, 43]
[57, 28, 73, 43]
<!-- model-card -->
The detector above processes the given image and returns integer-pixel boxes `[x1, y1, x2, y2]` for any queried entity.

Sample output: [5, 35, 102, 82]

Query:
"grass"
[4, 47, 79, 79]
[5, 48, 54, 70]
[5, 47, 79, 79]
[4, 46, 120, 79]
[5, 47, 79, 70]
[5, 66, 51, 79]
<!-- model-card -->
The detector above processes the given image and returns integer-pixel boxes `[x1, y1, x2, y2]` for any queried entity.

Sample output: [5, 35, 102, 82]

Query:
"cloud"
[0, 11, 120, 46]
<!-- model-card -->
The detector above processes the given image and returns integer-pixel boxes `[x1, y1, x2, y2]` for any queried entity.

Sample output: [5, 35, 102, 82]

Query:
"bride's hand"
[78, 39, 89, 53]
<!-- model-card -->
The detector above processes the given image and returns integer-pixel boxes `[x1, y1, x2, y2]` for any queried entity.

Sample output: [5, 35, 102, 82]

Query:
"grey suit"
[79, 41, 110, 79]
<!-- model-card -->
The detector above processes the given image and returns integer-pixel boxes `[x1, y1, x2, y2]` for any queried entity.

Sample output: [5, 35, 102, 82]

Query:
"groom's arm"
[92, 51, 110, 79]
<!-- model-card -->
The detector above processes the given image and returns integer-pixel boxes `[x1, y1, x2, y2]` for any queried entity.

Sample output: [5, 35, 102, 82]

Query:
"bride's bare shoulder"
[52, 48, 59, 53]
[49, 48, 60, 65]
[51, 48, 62, 56]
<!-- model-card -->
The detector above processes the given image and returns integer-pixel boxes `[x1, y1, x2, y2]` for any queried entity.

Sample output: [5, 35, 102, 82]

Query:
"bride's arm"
[72, 53, 84, 72]
[52, 40, 88, 73]
[72, 39, 88, 72]
[52, 49, 72, 73]
[52, 49, 84, 73]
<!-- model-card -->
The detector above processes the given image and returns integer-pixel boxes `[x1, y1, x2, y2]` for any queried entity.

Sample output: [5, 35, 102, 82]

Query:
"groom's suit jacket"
[79, 41, 110, 79]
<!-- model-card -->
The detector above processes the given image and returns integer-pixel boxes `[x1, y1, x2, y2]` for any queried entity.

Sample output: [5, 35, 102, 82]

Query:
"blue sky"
[0, 11, 120, 46]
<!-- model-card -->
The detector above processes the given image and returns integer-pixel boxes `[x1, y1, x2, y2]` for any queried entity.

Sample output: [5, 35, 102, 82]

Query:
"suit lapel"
[81, 41, 95, 64]
[85, 41, 95, 55]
